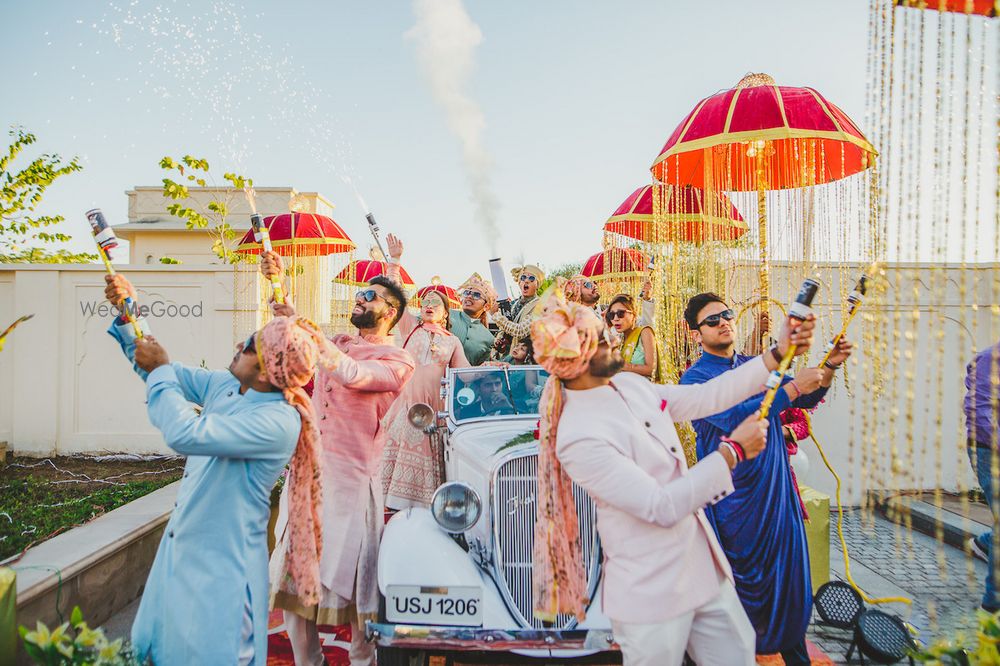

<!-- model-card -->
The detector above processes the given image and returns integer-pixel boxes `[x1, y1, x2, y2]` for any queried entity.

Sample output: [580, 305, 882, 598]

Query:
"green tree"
[0, 127, 96, 263]
[159, 155, 253, 264]
[539, 261, 583, 293]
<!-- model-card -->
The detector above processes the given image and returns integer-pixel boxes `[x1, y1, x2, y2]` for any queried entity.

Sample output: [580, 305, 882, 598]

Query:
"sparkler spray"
[759, 278, 820, 419]
[250, 213, 285, 304]
[85, 209, 143, 339]
[820, 273, 868, 367]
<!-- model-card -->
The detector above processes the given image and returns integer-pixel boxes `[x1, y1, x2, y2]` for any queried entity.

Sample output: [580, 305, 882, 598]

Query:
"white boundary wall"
[0, 265, 262, 456]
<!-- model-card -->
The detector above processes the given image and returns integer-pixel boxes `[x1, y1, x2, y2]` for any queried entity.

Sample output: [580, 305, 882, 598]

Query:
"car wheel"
[376, 646, 423, 666]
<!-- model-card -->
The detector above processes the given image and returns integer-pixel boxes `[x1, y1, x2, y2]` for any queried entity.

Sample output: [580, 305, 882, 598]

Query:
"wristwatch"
[769, 345, 783, 365]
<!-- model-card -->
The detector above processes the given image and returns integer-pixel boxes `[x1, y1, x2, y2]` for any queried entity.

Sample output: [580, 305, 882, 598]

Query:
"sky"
[0, 0, 898, 285]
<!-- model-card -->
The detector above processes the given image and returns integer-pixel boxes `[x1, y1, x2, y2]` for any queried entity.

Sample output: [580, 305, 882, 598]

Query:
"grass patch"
[0, 457, 183, 561]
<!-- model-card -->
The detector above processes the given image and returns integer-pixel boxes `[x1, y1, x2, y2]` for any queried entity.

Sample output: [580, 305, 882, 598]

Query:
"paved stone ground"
[808, 508, 987, 663]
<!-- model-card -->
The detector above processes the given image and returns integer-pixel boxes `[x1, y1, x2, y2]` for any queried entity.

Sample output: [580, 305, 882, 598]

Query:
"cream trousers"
[611, 579, 756, 666]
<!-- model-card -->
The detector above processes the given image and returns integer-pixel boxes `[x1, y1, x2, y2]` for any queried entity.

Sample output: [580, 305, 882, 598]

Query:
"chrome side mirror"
[407, 403, 437, 433]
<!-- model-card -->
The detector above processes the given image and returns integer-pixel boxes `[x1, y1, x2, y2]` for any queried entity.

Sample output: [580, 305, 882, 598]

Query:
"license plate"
[385, 585, 483, 626]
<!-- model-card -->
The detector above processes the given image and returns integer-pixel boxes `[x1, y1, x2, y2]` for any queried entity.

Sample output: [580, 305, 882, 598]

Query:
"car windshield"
[449, 366, 550, 422]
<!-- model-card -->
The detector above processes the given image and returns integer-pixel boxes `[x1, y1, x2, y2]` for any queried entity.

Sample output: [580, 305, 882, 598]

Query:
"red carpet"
[267, 608, 352, 665]
[756, 640, 834, 665]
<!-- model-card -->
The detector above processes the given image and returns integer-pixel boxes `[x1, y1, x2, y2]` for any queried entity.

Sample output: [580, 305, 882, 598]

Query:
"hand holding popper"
[759, 278, 820, 419]
[87, 208, 143, 338]
[820, 273, 869, 368]
[243, 186, 286, 304]
[251, 213, 286, 304]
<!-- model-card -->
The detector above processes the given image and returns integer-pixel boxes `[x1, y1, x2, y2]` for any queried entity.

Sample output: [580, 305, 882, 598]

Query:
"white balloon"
[790, 449, 810, 479]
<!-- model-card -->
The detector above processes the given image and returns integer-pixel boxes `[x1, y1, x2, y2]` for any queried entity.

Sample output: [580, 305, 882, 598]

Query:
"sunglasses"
[518, 274, 537, 283]
[579, 280, 595, 290]
[462, 289, 484, 300]
[241, 334, 256, 354]
[608, 308, 631, 320]
[355, 289, 384, 303]
[697, 309, 735, 328]
[421, 296, 445, 308]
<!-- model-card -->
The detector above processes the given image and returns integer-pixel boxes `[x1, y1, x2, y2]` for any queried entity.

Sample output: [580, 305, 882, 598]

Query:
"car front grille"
[491, 451, 600, 630]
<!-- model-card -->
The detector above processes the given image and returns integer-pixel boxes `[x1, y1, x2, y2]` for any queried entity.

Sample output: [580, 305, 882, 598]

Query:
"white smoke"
[407, 0, 500, 252]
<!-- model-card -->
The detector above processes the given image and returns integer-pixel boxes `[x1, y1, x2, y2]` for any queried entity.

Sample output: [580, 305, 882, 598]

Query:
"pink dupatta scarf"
[529, 288, 603, 622]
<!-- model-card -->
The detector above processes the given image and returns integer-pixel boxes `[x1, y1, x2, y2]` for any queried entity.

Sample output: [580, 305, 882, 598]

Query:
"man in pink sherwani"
[262, 252, 415, 666]
[528, 289, 815, 666]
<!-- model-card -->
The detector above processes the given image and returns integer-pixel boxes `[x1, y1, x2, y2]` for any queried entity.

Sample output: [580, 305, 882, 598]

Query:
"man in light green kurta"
[450, 273, 497, 366]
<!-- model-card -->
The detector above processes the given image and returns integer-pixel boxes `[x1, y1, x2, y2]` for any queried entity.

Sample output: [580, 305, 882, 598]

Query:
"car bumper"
[366, 621, 618, 651]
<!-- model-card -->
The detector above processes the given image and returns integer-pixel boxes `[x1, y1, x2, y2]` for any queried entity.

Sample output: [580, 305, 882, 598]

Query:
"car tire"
[376, 646, 423, 666]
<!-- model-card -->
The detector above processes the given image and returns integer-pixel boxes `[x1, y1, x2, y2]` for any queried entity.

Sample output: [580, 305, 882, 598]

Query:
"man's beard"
[582, 293, 600, 307]
[350, 309, 378, 330]
[590, 352, 624, 378]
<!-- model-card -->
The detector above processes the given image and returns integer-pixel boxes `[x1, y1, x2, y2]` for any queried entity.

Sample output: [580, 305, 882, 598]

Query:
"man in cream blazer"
[554, 313, 815, 665]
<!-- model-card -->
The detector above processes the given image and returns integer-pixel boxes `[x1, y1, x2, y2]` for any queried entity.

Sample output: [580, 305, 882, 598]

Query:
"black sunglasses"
[355, 289, 384, 303]
[518, 274, 537, 282]
[462, 289, 484, 300]
[697, 309, 735, 328]
[608, 308, 631, 320]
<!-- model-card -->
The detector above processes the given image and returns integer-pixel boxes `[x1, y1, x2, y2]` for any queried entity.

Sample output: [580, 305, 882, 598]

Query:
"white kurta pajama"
[109, 320, 299, 666]
[555, 362, 774, 666]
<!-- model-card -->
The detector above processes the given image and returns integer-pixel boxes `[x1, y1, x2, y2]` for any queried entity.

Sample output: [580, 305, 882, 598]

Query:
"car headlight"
[431, 482, 482, 533]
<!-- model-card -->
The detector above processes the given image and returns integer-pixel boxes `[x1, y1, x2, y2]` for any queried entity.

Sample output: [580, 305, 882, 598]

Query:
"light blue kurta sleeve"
[107, 317, 154, 381]
[107, 318, 215, 406]
[145, 365, 299, 460]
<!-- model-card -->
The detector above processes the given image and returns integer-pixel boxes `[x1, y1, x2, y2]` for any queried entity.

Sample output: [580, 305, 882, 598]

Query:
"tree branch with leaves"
[159, 155, 253, 264]
[0, 127, 95, 263]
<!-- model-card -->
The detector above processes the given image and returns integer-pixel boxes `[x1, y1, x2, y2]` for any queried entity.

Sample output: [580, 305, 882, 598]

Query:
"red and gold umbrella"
[581, 247, 649, 298]
[334, 259, 416, 290]
[582, 247, 648, 279]
[651, 74, 875, 190]
[604, 184, 747, 244]
[895, 0, 997, 16]
[236, 213, 355, 256]
[650, 72, 877, 305]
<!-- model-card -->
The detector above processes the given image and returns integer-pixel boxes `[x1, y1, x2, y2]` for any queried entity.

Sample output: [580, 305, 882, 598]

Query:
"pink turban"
[255, 316, 327, 606]
[529, 288, 606, 623]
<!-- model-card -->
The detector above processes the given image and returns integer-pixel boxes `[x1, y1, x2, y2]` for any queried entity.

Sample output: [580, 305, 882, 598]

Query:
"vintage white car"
[367, 365, 617, 664]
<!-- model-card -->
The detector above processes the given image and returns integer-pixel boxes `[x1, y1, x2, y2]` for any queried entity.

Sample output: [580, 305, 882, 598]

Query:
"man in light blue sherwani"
[105, 275, 300, 665]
